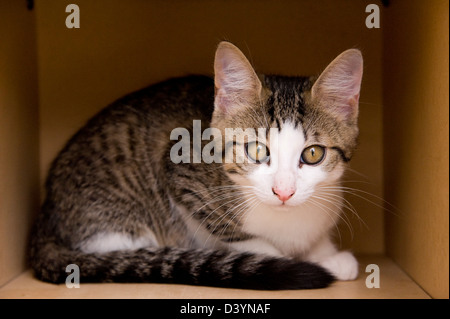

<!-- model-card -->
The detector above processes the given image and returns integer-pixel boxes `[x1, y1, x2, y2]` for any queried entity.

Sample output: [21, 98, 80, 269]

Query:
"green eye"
[245, 142, 270, 164]
[301, 145, 326, 165]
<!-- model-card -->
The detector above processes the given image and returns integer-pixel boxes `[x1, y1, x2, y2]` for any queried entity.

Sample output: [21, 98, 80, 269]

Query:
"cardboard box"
[0, 0, 447, 299]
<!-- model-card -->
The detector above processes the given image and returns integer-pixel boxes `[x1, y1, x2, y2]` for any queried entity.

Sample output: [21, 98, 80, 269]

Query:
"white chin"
[262, 199, 300, 209]
[260, 195, 311, 209]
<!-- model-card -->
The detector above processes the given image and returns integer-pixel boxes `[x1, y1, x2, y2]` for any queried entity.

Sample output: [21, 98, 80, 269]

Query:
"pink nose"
[272, 187, 295, 202]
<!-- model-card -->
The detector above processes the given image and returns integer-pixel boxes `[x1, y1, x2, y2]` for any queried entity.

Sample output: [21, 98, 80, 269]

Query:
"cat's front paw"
[318, 251, 358, 281]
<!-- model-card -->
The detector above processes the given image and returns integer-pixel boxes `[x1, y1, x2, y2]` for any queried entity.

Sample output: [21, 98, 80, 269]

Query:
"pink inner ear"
[215, 88, 232, 114]
[213, 47, 262, 115]
[312, 50, 363, 121]
[214, 58, 232, 91]
[340, 95, 359, 119]
[334, 92, 360, 121]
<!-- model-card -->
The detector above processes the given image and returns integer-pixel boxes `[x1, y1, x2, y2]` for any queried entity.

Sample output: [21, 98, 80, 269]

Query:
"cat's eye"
[245, 142, 270, 164]
[301, 145, 326, 165]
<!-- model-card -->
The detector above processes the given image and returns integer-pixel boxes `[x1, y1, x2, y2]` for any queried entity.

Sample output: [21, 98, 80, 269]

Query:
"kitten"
[29, 42, 363, 290]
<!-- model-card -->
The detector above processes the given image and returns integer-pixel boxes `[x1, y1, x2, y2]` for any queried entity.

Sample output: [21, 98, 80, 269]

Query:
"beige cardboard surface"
[383, 0, 449, 299]
[0, 256, 430, 299]
[1, 0, 447, 299]
[0, 1, 40, 287]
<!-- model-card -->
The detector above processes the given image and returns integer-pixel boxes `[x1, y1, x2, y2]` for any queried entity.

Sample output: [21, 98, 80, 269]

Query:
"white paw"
[318, 251, 359, 281]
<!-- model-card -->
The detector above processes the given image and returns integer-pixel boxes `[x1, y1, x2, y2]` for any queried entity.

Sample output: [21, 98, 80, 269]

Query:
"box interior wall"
[0, 0, 447, 298]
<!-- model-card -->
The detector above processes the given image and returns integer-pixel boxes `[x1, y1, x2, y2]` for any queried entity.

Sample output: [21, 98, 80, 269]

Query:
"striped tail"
[30, 239, 334, 290]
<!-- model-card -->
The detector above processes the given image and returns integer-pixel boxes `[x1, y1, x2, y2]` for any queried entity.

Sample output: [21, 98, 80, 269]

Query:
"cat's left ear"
[311, 49, 363, 122]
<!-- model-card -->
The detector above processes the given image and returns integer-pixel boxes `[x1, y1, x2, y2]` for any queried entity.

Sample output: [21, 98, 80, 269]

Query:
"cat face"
[233, 121, 351, 207]
[245, 122, 339, 207]
[212, 42, 363, 209]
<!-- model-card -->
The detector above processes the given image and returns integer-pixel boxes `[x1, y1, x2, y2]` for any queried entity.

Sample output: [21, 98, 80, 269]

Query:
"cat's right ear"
[214, 42, 262, 115]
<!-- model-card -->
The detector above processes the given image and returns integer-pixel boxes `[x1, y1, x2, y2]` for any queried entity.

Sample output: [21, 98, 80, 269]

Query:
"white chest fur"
[241, 198, 340, 257]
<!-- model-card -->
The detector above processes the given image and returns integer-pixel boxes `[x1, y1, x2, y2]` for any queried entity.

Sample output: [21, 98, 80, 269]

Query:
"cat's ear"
[311, 49, 363, 122]
[214, 41, 262, 115]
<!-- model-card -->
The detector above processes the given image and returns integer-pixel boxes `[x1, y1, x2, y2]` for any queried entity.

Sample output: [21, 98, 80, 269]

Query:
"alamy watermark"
[365, 264, 381, 288]
[65, 3, 380, 30]
[64, 262, 381, 289]
[169, 120, 279, 165]
[365, 4, 380, 29]
[65, 4, 80, 29]
[65, 264, 80, 288]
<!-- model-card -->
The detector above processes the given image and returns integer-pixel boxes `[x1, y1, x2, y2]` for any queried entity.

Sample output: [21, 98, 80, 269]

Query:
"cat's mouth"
[273, 202, 294, 210]
[264, 197, 302, 209]
[259, 189, 314, 209]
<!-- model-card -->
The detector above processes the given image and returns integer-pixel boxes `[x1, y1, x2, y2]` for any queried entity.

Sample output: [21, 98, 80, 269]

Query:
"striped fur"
[29, 42, 363, 289]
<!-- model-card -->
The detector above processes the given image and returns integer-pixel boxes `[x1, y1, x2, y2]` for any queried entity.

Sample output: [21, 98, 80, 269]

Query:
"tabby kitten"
[29, 42, 363, 290]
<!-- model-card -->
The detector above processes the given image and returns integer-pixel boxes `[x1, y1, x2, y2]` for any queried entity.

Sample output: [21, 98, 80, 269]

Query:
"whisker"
[343, 168, 371, 180]
[216, 197, 259, 244]
[314, 189, 369, 230]
[358, 101, 382, 107]
[205, 194, 258, 248]
[319, 185, 400, 217]
[185, 185, 259, 247]
[226, 197, 262, 250]
[305, 197, 344, 246]
[182, 186, 256, 215]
